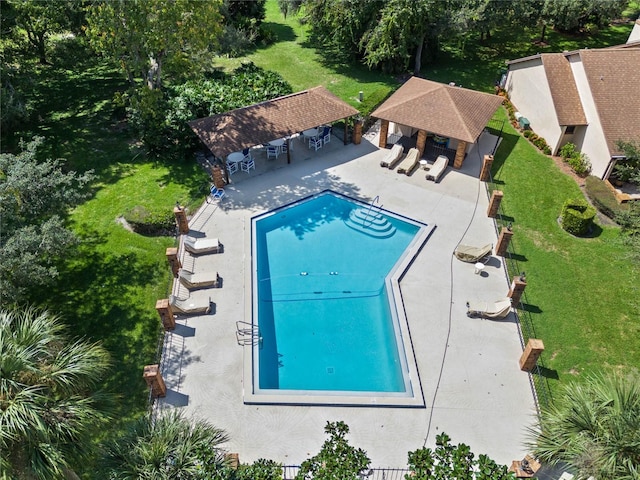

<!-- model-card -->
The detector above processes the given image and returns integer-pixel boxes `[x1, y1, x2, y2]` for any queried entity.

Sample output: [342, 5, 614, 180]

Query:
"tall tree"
[542, 0, 627, 33]
[0, 307, 112, 479]
[527, 372, 640, 479]
[6, 0, 79, 64]
[101, 410, 229, 479]
[0, 137, 94, 305]
[86, 0, 223, 90]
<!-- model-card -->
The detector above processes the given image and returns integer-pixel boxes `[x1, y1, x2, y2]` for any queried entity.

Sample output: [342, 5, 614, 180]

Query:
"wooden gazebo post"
[453, 141, 468, 169]
[416, 130, 427, 158]
[378, 119, 389, 148]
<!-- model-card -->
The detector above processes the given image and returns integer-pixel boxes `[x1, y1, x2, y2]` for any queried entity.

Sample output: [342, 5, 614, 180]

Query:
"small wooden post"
[143, 364, 167, 398]
[494, 226, 513, 257]
[210, 164, 226, 189]
[225, 453, 240, 469]
[354, 119, 363, 145]
[480, 154, 494, 181]
[156, 298, 175, 330]
[487, 190, 504, 218]
[377, 119, 388, 148]
[173, 205, 189, 235]
[519, 339, 544, 372]
[508, 274, 527, 307]
[416, 130, 427, 158]
[165, 247, 181, 277]
[453, 141, 467, 169]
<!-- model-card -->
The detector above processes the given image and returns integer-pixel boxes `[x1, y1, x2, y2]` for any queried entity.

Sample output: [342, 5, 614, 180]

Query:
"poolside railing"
[282, 466, 409, 480]
[484, 173, 553, 414]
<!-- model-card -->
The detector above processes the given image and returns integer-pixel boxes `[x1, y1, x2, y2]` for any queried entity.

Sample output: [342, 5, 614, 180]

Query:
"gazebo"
[371, 77, 503, 169]
[189, 86, 359, 164]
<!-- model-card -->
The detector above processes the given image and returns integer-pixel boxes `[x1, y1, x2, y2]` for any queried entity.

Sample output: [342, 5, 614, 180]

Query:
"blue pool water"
[253, 191, 422, 395]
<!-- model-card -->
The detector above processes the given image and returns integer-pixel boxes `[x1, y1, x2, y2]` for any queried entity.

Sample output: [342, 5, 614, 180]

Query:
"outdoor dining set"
[225, 125, 332, 175]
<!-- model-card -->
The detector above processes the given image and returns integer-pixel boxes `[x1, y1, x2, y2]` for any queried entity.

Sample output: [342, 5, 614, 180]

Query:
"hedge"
[584, 176, 629, 220]
[560, 197, 596, 236]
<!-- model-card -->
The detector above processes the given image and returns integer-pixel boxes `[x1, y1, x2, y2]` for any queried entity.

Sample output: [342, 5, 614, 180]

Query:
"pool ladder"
[362, 195, 382, 228]
[236, 321, 262, 346]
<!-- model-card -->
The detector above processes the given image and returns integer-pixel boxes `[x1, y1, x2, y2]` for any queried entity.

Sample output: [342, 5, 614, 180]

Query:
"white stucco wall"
[505, 59, 563, 152]
[627, 20, 640, 43]
[569, 56, 611, 178]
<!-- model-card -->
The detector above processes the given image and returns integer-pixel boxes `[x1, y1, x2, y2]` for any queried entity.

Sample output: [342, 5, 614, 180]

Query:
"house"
[504, 40, 640, 179]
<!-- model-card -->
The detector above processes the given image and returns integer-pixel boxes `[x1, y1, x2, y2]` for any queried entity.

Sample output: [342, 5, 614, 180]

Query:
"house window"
[565, 125, 576, 134]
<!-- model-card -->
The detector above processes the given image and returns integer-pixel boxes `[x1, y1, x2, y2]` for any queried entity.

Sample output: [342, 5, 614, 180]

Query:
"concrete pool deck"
[157, 130, 539, 469]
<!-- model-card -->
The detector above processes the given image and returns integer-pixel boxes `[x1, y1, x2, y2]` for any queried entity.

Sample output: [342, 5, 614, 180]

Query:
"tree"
[86, 0, 223, 90]
[613, 140, 640, 186]
[0, 136, 94, 305]
[0, 307, 112, 479]
[527, 372, 640, 479]
[542, 0, 626, 34]
[6, 0, 82, 64]
[296, 421, 370, 480]
[101, 410, 229, 479]
[406, 432, 515, 480]
[277, 0, 303, 18]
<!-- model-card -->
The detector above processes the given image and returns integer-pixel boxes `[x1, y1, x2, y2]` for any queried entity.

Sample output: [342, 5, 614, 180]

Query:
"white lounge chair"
[178, 269, 221, 289]
[183, 236, 222, 255]
[454, 243, 493, 263]
[396, 148, 420, 175]
[169, 294, 212, 315]
[380, 143, 404, 169]
[466, 298, 512, 319]
[426, 155, 448, 182]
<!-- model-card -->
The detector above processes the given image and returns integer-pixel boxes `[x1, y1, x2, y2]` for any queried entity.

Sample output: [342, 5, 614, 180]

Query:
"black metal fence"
[282, 466, 409, 480]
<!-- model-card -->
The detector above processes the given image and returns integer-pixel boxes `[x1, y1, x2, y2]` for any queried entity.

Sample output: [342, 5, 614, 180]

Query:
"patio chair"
[226, 159, 238, 175]
[322, 126, 331, 145]
[454, 243, 493, 263]
[380, 143, 404, 168]
[308, 136, 323, 151]
[466, 298, 512, 319]
[266, 145, 279, 159]
[208, 185, 225, 202]
[241, 157, 255, 173]
[169, 294, 212, 315]
[183, 236, 222, 255]
[426, 155, 448, 182]
[242, 148, 252, 161]
[178, 269, 221, 290]
[396, 148, 420, 175]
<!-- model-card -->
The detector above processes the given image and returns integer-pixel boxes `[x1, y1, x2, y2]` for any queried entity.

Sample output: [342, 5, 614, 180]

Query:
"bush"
[560, 197, 596, 236]
[585, 175, 629, 220]
[559, 142, 591, 176]
[123, 205, 175, 236]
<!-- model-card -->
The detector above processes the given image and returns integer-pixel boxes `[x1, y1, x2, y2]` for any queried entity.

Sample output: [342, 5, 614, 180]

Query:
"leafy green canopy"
[0, 137, 94, 305]
[86, 0, 223, 90]
[128, 62, 293, 158]
[0, 307, 112, 480]
[528, 372, 640, 479]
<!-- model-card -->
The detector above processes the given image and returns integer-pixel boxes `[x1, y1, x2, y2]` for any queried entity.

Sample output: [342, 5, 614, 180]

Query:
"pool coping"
[243, 190, 434, 407]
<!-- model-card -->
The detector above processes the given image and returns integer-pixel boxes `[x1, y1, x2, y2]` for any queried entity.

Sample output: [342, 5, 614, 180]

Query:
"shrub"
[567, 152, 591, 176]
[123, 205, 175, 236]
[560, 197, 596, 236]
[559, 142, 578, 160]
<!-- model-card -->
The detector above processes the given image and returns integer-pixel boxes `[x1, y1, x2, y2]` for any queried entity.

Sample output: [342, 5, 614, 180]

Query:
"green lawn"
[490, 109, 640, 389]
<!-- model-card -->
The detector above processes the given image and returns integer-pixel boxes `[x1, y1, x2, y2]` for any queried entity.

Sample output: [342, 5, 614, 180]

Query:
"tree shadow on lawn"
[34, 235, 166, 425]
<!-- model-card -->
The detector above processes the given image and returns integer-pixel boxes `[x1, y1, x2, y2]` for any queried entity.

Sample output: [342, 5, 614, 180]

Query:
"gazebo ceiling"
[189, 86, 359, 158]
[371, 77, 504, 144]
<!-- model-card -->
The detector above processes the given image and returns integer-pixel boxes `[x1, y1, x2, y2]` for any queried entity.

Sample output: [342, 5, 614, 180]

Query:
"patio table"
[303, 128, 319, 140]
[227, 151, 244, 164]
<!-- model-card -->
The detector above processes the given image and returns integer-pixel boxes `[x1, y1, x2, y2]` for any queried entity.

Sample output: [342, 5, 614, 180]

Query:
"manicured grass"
[215, 1, 398, 113]
[490, 109, 640, 388]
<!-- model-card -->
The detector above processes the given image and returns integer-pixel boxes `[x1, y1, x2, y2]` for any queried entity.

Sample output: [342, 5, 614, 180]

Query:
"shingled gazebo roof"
[371, 77, 503, 144]
[189, 86, 359, 158]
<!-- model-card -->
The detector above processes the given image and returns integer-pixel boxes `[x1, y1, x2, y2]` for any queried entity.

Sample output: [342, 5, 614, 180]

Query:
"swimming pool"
[246, 191, 432, 406]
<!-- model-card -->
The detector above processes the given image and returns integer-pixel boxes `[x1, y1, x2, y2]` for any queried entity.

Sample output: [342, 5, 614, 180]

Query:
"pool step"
[344, 208, 396, 238]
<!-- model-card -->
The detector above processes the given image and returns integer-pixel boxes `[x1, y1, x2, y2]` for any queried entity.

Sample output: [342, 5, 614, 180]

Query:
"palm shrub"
[560, 197, 596, 236]
[101, 410, 229, 479]
[0, 307, 112, 479]
[527, 372, 640, 479]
